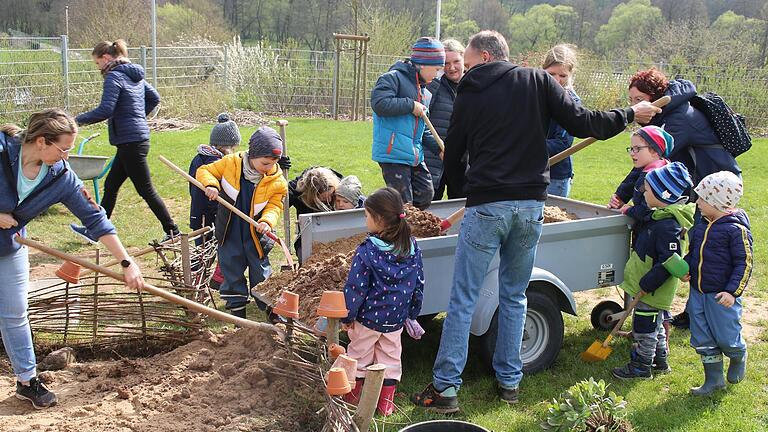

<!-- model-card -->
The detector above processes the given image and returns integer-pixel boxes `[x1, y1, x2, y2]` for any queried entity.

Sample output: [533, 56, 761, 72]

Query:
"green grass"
[29, 119, 767, 431]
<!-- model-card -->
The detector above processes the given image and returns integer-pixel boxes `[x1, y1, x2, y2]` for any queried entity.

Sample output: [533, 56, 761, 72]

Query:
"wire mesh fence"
[3, 36, 768, 132]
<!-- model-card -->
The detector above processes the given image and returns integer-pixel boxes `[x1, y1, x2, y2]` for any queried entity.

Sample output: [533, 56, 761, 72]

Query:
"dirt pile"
[0, 329, 323, 432]
[544, 206, 578, 223]
[404, 204, 443, 237]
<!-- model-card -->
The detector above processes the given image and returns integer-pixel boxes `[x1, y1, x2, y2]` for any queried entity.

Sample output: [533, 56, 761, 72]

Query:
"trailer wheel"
[590, 301, 623, 331]
[479, 290, 564, 374]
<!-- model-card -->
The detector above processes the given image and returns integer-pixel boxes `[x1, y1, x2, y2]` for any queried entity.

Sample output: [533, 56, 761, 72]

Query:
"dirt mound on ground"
[0, 329, 323, 432]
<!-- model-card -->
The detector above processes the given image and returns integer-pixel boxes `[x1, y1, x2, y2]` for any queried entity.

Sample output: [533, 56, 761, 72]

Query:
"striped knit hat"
[635, 125, 674, 158]
[411, 37, 445, 66]
[645, 161, 693, 205]
[694, 171, 743, 212]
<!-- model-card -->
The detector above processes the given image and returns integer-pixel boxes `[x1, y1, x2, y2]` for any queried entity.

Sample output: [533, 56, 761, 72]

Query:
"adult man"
[411, 30, 661, 413]
[423, 39, 466, 199]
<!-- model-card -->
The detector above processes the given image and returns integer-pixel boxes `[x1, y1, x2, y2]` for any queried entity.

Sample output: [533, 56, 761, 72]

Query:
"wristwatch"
[120, 259, 132, 268]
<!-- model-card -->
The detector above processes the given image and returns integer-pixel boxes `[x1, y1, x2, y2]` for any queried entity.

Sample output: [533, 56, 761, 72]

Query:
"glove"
[278, 155, 291, 171]
[405, 319, 425, 340]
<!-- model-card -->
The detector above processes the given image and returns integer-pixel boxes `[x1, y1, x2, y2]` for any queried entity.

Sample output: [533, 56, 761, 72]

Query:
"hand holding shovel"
[581, 292, 644, 362]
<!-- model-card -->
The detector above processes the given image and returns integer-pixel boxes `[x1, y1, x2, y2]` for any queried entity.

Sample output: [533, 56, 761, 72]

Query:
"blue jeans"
[546, 177, 572, 198]
[0, 246, 37, 382]
[432, 200, 544, 391]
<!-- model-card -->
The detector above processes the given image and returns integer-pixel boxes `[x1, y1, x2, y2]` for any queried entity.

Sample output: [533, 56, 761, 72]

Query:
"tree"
[69, 0, 151, 47]
[158, 1, 233, 44]
[507, 4, 579, 53]
[595, 0, 662, 55]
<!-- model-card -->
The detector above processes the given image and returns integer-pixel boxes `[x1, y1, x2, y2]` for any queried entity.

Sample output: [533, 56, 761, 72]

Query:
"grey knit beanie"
[209, 113, 241, 148]
[248, 126, 283, 159]
[336, 175, 363, 205]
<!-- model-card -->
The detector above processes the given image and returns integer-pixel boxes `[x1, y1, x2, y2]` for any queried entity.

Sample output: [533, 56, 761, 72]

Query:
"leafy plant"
[541, 377, 632, 432]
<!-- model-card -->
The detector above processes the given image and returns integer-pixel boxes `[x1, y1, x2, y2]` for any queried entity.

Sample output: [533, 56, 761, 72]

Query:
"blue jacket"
[547, 89, 581, 180]
[423, 75, 458, 186]
[0, 133, 116, 256]
[188, 145, 223, 232]
[342, 236, 424, 333]
[650, 79, 740, 182]
[371, 60, 433, 166]
[685, 210, 753, 297]
[76, 63, 160, 146]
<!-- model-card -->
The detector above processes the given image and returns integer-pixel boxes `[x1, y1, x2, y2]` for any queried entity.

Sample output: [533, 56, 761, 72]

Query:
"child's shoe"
[209, 264, 224, 290]
[411, 383, 459, 414]
[690, 354, 726, 396]
[653, 348, 672, 374]
[612, 359, 652, 380]
[343, 378, 364, 405]
[727, 351, 747, 384]
[377, 384, 397, 416]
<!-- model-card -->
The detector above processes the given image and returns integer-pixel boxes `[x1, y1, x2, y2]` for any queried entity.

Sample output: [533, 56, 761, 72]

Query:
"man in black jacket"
[411, 30, 662, 413]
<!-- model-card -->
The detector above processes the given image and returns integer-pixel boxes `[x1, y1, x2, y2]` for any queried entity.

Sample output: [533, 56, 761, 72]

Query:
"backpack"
[689, 92, 752, 157]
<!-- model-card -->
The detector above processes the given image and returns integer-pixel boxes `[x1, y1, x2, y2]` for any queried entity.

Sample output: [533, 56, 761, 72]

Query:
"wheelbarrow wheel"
[591, 300, 623, 331]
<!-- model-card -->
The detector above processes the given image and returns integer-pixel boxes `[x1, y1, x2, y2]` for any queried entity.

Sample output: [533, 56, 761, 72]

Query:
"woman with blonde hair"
[288, 166, 342, 261]
[0, 109, 144, 408]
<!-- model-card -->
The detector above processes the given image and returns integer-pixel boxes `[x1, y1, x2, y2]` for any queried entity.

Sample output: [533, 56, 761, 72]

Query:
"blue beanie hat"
[645, 162, 693, 205]
[209, 113, 241, 147]
[411, 37, 445, 66]
[248, 126, 283, 159]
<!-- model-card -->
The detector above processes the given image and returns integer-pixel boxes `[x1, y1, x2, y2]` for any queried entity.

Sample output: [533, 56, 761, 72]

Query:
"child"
[371, 37, 444, 210]
[543, 44, 581, 198]
[612, 162, 695, 380]
[289, 166, 342, 261]
[341, 187, 425, 416]
[334, 175, 365, 210]
[189, 113, 241, 289]
[684, 171, 752, 395]
[196, 126, 288, 318]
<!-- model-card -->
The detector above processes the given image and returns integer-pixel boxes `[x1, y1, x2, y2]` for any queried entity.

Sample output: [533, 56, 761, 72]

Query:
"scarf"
[242, 157, 263, 184]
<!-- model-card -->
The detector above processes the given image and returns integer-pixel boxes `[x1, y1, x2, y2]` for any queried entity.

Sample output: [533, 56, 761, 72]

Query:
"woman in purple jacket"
[73, 39, 179, 241]
[1, 109, 144, 409]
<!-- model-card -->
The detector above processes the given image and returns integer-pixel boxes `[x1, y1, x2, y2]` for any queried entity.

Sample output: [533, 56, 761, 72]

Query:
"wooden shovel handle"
[16, 236, 284, 336]
[603, 293, 645, 347]
[440, 207, 465, 231]
[421, 113, 444, 152]
[549, 96, 671, 166]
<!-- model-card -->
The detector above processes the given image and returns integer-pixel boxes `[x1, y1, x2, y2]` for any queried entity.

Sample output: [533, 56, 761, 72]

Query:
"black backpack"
[689, 91, 752, 157]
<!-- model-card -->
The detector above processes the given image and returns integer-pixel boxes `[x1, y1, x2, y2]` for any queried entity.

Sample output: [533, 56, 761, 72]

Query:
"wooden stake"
[327, 318, 340, 347]
[353, 364, 386, 431]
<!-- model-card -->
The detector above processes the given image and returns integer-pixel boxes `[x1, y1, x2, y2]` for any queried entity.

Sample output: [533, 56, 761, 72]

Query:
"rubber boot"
[377, 385, 397, 416]
[690, 355, 726, 396]
[727, 351, 747, 384]
[343, 378, 364, 405]
[653, 348, 671, 374]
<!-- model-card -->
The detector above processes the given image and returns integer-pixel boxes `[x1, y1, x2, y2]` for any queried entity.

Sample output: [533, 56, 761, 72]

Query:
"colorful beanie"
[411, 37, 445, 66]
[635, 125, 674, 158]
[694, 171, 743, 212]
[645, 161, 693, 205]
[247, 126, 283, 159]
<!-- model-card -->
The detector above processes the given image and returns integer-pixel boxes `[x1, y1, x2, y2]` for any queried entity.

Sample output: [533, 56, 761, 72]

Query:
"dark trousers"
[379, 162, 434, 210]
[101, 140, 177, 234]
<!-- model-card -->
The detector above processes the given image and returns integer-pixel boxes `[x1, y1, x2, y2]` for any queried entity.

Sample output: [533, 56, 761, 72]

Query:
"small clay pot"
[326, 367, 352, 396]
[332, 354, 358, 385]
[328, 343, 346, 359]
[316, 291, 348, 318]
[272, 290, 300, 319]
[55, 261, 81, 284]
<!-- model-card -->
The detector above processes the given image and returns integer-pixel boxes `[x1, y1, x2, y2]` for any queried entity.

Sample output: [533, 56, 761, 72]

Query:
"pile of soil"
[404, 204, 443, 238]
[544, 206, 578, 223]
[0, 329, 324, 432]
[229, 110, 270, 126]
[147, 118, 197, 132]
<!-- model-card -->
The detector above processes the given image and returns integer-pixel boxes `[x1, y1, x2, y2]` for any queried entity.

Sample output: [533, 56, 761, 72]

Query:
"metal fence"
[3, 36, 768, 132]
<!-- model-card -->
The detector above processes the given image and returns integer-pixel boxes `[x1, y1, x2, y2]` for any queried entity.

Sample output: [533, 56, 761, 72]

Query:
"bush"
[541, 378, 632, 432]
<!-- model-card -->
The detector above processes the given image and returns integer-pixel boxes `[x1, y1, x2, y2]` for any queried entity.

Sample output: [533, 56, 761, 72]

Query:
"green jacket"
[620, 203, 695, 311]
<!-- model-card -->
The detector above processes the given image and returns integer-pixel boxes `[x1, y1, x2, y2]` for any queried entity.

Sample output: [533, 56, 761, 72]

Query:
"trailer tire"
[479, 290, 564, 374]
[590, 300, 623, 331]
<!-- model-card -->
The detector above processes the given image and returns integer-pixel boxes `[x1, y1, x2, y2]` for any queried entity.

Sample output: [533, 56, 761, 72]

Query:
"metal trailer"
[298, 196, 631, 373]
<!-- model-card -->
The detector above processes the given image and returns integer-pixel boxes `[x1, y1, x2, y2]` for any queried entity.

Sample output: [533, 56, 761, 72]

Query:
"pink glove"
[405, 319, 425, 340]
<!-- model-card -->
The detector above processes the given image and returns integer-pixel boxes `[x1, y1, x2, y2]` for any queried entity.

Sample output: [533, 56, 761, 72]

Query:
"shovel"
[159, 155, 297, 271]
[549, 96, 671, 166]
[581, 293, 644, 362]
[439, 207, 465, 232]
[421, 113, 445, 153]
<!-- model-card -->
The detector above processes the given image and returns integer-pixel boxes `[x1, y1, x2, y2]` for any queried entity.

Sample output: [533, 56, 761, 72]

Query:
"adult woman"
[1, 109, 144, 408]
[424, 39, 466, 199]
[73, 39, 179, 240]
[543, 44, 581, 198]
[288, 166, 342, 262]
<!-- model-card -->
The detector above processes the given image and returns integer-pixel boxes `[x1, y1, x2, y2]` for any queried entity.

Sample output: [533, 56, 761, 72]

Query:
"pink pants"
[346, 323, 403, 381]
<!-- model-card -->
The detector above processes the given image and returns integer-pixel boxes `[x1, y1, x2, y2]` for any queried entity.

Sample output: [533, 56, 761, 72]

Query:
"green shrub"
[541, 377, 632, 432]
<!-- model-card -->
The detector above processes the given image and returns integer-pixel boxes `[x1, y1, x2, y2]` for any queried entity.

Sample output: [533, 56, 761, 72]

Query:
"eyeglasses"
[626, 145, 650, 154]
[48, 140, 73, 156]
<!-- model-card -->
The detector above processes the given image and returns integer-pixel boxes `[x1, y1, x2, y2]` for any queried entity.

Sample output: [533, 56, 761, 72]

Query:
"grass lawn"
[29, 118, 767, 431]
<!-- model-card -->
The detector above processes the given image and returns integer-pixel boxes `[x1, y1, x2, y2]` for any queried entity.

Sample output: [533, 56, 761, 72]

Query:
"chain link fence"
[3, 36, 768, 133]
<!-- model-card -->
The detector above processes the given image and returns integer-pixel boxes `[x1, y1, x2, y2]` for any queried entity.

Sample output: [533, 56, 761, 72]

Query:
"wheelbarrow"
[66, 133, 113, 204]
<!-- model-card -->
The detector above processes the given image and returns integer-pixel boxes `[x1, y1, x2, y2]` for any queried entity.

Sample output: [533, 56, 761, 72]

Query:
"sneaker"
[497, 383, 519, 404]
[69, 224, 97, 244]
[160, 228, 181, 244]
[410, 383, 459, 414]
[612, 361, 653, 380]
[653, 360, 672, 374]
[16, 377, 57, 409]
[671, 311, 689, 329]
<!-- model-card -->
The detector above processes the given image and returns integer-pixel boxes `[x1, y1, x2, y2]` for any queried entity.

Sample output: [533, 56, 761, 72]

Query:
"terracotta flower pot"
[272, 290, 300, 319]
[316, 291, 348, 318]
[332, 354, 358, 385]
[326, 367, 352, 396]
[328, 343, 346, 359]
[55, 261, 82, 284]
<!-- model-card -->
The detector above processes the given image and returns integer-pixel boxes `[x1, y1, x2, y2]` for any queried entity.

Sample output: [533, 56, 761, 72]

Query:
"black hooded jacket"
[444, 61, 635, 206]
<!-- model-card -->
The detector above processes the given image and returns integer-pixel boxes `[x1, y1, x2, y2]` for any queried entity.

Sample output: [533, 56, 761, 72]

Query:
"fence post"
[223, 45, 229, 92]
[60, 35, 70, 110]
[140, 46, 147, 71]
[332, 39, 340, 120]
